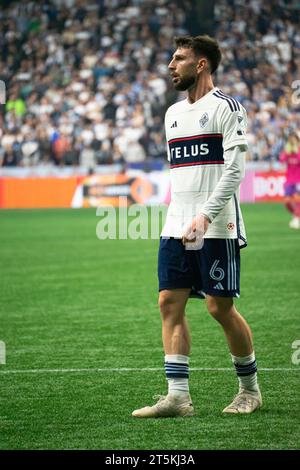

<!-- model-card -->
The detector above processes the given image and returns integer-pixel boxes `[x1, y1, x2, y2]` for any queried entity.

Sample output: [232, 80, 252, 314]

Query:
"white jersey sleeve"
[220, 103, 248, 152]
[200, 104, 248, 222]
[201, 145, 246, 222]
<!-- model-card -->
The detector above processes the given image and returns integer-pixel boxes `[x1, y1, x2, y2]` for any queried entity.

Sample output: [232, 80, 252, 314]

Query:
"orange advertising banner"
[0, 177, 81, 209]
[0, 173, 160, 209]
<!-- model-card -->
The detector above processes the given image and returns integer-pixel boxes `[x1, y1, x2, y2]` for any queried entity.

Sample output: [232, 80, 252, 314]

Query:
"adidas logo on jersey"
[213, 282, 224, 290]
[170, 121, 177, 128]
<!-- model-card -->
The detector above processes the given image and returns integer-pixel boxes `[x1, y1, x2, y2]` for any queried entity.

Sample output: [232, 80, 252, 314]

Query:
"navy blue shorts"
[158, 237, 240, 298]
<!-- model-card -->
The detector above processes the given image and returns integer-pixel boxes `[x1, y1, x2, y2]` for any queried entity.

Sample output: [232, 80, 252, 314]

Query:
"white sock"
[164, 354, 190, 395]
[231, 352, 259, 393]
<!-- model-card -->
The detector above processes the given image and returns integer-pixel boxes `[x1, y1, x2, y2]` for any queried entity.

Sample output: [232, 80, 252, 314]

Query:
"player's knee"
[207, 303, 222, 320]
[206, 297, 233, 322]
[158, 292, 177, 318]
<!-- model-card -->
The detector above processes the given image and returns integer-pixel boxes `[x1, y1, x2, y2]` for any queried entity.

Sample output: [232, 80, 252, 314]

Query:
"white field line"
[0, 367, 299, 374]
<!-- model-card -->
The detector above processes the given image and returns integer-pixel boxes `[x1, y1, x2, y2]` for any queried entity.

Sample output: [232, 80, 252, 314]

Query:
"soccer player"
[132, 35, 262, 418]
[279, 133, 300, 229]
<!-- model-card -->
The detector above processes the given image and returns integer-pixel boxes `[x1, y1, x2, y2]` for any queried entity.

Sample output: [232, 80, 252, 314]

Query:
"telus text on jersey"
[170, 143, 209, 159]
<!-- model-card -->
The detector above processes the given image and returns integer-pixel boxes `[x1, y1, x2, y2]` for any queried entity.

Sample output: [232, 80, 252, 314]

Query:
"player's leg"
[158, 238, 193, 401]
[132, 237, 194, 418]
[284, 195, 295, 215]
[160, 288, 191, 356]
[132, 288, 194, 418]
[160, 288, 192, 398]
[206, 296, 253, 357]
[206, 295, 262, 413]
[200, 238, 262, 413]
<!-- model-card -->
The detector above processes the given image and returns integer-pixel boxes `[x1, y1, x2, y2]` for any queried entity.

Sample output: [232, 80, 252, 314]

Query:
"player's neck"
[187, 75, 215, 104]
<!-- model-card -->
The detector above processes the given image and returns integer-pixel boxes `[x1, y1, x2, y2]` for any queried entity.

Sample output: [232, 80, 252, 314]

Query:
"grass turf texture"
[0, 203, 299, 450]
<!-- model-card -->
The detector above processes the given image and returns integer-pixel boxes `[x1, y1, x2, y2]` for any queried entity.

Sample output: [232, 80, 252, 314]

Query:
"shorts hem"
[159, 284, 192, 291]
[203, 289, 240, 298]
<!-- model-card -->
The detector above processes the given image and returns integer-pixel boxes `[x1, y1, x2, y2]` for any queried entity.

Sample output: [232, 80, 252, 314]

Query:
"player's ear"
[196, 57, 208, 74]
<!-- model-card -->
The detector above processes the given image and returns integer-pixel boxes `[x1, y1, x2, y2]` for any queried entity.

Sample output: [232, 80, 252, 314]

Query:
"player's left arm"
[182, 105, 248, 244]
[200, 144, 246, 223]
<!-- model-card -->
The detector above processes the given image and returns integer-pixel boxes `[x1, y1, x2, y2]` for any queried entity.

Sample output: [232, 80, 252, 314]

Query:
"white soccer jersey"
[161, 87, 248, 247]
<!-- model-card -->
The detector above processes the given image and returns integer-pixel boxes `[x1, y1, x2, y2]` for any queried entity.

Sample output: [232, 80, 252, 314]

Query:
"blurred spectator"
[279, 133, 300, 229]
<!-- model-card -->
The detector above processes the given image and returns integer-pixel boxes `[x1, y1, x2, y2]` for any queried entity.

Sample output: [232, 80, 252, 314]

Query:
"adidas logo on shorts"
[213, 282, 224, 290]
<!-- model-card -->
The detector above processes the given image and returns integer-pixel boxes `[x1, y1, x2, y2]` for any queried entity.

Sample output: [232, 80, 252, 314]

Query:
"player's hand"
[182, 213, 210, 250]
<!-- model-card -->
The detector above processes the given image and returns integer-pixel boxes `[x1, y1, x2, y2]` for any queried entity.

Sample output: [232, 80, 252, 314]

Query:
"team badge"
[227, 222, 235, 231]
[237, 115, 243, 123]
[199, 112, 209, 128]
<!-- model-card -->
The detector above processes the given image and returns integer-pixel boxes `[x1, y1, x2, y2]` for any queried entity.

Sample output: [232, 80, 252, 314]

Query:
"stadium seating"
[0, 0, 299, 169]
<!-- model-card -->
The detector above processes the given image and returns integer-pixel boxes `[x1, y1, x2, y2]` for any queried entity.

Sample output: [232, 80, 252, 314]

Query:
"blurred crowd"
[0, 0, 189, 168]
[215, 0, 300, 162]
[0, 0, 300, 169]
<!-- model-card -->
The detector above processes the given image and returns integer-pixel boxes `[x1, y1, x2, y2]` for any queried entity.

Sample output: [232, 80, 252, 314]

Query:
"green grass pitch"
[0, 203, 299, 450]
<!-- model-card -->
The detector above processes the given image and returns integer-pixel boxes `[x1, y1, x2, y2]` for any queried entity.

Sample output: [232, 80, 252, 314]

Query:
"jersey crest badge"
[199, 112, 209, 128]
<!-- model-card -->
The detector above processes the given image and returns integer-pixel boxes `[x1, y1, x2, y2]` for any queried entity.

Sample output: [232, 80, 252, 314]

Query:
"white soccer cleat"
[289, 217, 300, 229]
[132, 393, 194, 418]
[223, 388, 262, 414]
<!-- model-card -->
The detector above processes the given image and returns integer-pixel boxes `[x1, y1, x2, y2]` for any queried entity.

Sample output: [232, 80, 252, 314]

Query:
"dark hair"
[174, 35, 222, 74]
